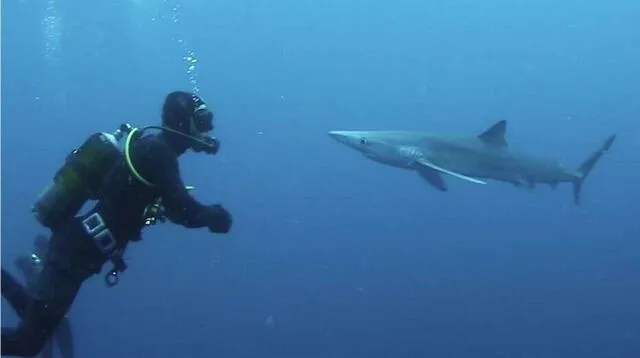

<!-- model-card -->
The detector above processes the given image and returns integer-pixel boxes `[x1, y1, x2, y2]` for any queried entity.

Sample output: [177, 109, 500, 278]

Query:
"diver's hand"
[208, 204, 232, 233]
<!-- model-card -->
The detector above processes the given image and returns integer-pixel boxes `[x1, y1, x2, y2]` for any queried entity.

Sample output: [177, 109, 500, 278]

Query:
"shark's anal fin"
[416, 159, 487, 185]
[479, 120, 508, 147]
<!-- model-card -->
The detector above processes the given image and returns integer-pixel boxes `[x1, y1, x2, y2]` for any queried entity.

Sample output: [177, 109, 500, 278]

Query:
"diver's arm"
[142, 139, 232, 232]
[162, 177, 230, 231]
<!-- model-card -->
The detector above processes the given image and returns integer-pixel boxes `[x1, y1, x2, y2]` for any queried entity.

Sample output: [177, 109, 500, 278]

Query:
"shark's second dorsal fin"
[478, 120, 508, 147]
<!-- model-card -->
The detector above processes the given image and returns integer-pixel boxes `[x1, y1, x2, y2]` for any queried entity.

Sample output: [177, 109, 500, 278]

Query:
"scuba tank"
[32, 124, 134, 228]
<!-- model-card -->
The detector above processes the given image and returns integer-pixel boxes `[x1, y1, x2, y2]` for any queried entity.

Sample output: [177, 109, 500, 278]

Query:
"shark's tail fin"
[572, 134, 616, 205]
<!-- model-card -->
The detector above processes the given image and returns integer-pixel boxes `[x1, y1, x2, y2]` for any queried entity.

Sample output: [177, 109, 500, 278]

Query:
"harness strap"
[81, 212, 127, 287]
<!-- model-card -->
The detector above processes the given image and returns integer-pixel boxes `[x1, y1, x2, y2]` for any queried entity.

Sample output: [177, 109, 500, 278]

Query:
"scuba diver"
[10, 234, 75, 358]
[1, 90, 233, 356]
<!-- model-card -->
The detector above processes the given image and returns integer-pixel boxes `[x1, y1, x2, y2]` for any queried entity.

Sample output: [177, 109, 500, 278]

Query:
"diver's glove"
[207, 204, 232, 233]
[193, 136, 220, 155]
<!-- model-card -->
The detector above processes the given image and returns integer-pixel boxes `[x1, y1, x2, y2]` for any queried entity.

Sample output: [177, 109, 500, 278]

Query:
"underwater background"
[2, 0, 640, 357]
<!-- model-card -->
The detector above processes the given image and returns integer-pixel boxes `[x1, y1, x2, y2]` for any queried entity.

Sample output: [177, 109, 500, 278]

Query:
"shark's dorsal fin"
[478, 120, 508, 147]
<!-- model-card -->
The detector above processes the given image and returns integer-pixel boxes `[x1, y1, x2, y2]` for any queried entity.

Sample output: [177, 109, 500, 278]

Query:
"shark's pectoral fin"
[416, 159, 487, 185]
[416, 167, 448, 191]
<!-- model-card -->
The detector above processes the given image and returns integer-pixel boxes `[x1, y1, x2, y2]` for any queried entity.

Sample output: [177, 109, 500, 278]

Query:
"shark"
[328, 120, 616, 205]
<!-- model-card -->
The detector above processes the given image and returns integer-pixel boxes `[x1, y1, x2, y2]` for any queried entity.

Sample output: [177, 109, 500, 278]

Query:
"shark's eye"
[359, 137, 368, 145]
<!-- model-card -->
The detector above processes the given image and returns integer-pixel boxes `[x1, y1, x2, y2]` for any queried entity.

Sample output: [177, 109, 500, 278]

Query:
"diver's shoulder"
[133, 134, 179, 164]
[136, 135, 174, 153]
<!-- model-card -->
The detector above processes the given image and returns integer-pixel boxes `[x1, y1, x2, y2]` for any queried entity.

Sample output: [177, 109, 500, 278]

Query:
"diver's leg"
[2, 219, 104, 357]
[1, 297, 63, 356]
[56, 317, 75, 358]
[41, 335, 55, 358]
[1, 268, 30, 318]
[1, 256, 83, 356]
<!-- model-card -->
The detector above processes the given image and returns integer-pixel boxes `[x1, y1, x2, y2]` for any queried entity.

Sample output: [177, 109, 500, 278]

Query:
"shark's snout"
[328, 131, 351, 145]
[328, 131, 345, 139]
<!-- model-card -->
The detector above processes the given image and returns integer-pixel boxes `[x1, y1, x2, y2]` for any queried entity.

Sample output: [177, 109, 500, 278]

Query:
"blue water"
[2, 0, 640, 357]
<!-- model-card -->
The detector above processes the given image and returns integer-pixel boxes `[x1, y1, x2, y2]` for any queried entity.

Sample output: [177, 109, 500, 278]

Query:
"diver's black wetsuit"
[1, 133, 231, 357]
[10, 238, 75, 358]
